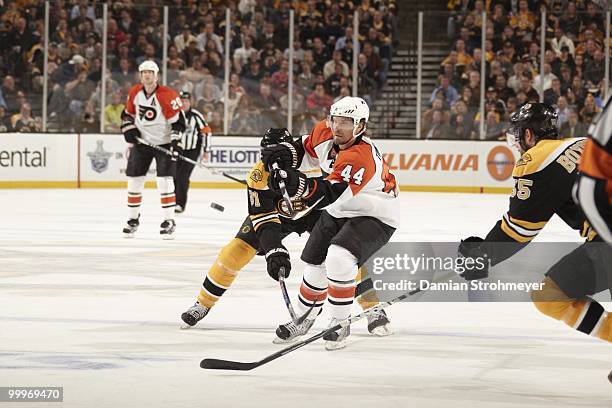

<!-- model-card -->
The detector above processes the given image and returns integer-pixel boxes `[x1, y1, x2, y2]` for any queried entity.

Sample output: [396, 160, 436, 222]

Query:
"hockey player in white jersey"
[120, 60, 186, 239]
[261, 97, 400, 349]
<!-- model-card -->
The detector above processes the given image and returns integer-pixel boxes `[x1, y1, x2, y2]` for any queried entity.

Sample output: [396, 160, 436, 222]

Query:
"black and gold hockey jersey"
[483, 137, 595, 265]
[244, 161, 323, 253]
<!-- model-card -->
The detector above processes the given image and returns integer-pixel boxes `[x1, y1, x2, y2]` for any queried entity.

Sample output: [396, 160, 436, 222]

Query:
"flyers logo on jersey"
[138, 105, 157, 121]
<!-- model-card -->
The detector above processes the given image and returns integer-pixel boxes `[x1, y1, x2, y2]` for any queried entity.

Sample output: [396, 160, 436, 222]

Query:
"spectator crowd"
[0, 0, 398, 134]
[422, 0, 610, 139]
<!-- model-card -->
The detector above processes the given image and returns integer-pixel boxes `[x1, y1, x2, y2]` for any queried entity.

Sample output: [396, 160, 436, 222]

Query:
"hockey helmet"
[261, 128, 293, 148]
[138, 60, 159, 75]
[328, 96, 370, 137]
[506, 102, 558, 151]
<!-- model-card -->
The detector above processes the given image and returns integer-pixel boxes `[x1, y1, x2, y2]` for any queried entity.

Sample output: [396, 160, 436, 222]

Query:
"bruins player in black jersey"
[180, 128, 392, 336]
[458, 102, 612, 377]
[458, 103, 592, 271]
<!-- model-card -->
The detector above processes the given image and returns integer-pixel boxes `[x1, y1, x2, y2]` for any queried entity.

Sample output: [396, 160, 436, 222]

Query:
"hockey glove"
[265, 246, 291, 281]
[170, 137, 183, 162]
[457, 236, 489, 281]
[261, 141, 299, 170]
[268, 167, 308, 199]
[121, 114, 140, 144]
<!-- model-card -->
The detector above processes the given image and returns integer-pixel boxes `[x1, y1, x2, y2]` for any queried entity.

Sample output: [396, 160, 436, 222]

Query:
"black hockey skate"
[122, 216, 140, 238]
[174, 205, 184, 214]
[367, 309, 393, 336]
[180, 303, 210, 328]
[160, 219, 176, 239]
[274, 318, 316, 344]
[323, 318, 350, 350]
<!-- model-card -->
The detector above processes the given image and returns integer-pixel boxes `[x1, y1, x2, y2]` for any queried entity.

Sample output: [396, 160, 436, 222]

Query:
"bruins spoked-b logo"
[138, 105, 157, 121]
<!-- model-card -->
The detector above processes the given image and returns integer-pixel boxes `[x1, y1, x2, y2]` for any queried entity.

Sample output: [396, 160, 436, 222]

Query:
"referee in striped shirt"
[174, 91, 211, 213]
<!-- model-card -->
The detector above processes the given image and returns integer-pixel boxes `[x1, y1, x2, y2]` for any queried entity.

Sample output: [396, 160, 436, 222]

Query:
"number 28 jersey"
[124, 84, 183, 146]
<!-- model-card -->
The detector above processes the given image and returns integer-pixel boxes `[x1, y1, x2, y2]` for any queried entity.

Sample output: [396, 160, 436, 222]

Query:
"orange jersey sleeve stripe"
[303, 120, 332, 158]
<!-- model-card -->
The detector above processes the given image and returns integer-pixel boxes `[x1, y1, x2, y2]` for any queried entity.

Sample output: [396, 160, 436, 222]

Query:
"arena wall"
[1, 133, 518, 193]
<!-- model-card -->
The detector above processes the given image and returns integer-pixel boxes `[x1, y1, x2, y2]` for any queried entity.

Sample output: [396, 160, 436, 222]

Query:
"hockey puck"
[211, 202, 225, 212]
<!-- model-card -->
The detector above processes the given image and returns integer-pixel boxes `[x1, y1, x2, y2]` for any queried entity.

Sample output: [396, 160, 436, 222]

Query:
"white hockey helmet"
[329, 96, 370, 137]
[138, 60, 159, 75]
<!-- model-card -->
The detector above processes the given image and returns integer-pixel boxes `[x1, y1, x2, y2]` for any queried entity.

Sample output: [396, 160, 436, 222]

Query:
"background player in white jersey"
[173, 91, 211, 214]
[261, 97, 399, 349]
[120, 60, 186, 239]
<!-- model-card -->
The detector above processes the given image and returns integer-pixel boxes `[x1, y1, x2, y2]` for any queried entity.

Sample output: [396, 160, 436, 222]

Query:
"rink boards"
[0, 133, 518, 193]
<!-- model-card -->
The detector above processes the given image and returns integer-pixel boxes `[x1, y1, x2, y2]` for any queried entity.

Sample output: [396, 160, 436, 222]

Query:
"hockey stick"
[221, 172, 247, 185]
[135, 137, 246, 185]
[200, 272, 455, 371]
[270, 162, 295, 217]
[278, 268, 317, 325]
[278, 267, 298, 322]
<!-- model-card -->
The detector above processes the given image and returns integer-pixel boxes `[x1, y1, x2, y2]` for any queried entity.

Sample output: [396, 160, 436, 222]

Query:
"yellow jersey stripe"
[250, 210, 277, 221]
[501, 218, 535, 243]
[253, 218, 281, 231]
[509, 216, 547, 230]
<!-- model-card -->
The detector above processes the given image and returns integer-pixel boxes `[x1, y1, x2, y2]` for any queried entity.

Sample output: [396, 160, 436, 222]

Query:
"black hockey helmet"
[179, 91, 191, 99]
[506, 102, 558, 151]
[260, 128, 293, 148]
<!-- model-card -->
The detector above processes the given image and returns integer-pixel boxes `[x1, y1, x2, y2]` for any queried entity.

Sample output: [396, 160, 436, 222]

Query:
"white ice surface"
[0, 189, 611, 407]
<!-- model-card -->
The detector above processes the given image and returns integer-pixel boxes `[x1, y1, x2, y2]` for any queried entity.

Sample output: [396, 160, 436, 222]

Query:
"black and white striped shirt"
[182, 108, 211, 151]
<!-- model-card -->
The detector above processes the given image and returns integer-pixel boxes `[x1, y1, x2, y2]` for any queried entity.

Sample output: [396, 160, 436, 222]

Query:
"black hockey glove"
[268, 167, 308, 199]
[170, 137, 183, 162]
[121, 114, 140, 144]
[265, 246, 291, 281]
[457, 236, 489, 281]
[261, 142, 299, 170]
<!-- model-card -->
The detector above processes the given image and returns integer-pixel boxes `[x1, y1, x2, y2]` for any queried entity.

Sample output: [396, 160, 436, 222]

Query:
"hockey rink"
[1, 188, 611, 407]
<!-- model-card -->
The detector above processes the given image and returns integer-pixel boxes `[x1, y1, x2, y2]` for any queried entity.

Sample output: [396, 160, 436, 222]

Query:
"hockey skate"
[367, 309, 393, 336]
[122, 216, 140, 238]
[160, 219, 176, 239]
[324, 318, 350, 350]
[174, 205, 184, 214]
[180, 302, 210, 329]
[273, 318, 316, 344]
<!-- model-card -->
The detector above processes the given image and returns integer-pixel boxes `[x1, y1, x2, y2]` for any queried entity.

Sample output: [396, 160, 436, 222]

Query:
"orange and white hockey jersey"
[299, 120, 400, 228]
[124, 84, 183, 145]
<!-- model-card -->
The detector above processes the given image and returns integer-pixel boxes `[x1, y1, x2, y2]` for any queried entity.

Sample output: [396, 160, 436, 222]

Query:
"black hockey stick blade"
[200, 273, 456, 371]
[200, 325, 331, 371]
[200, 358, 259, 371]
